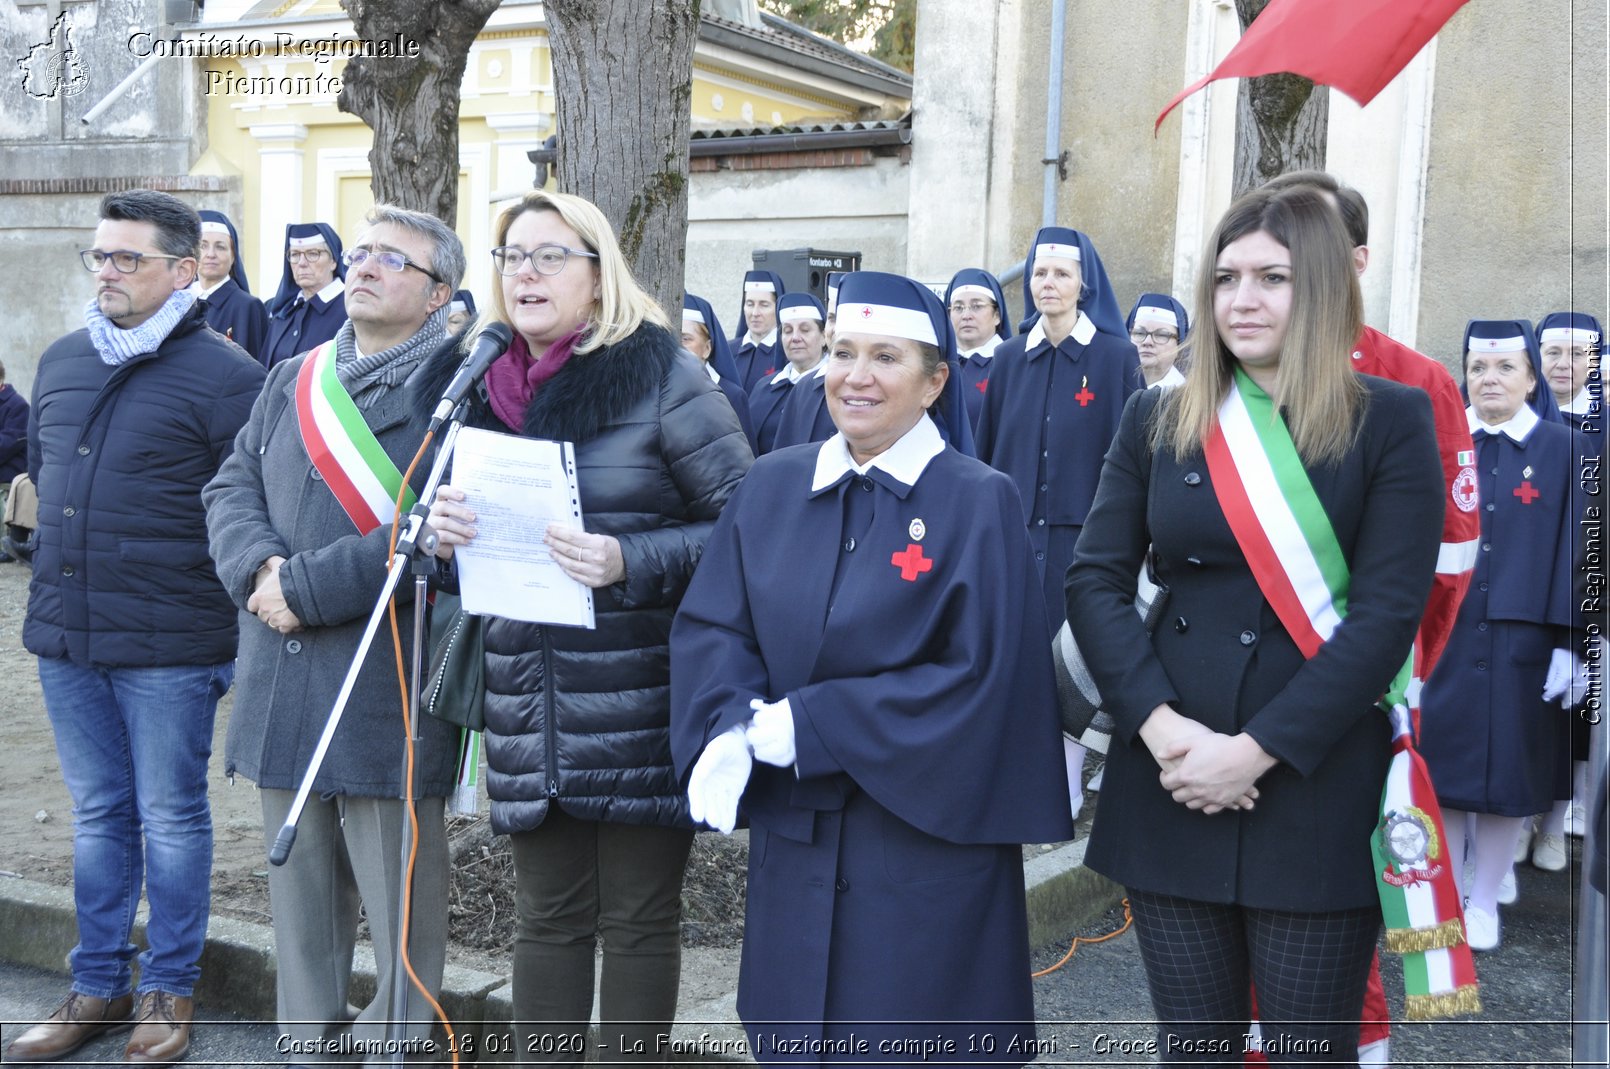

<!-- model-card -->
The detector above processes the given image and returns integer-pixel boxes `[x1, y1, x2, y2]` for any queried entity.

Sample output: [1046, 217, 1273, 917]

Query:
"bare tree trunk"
[338, 0, 502, 224]
[1231, 0, 1327, 197]
[546, 0, 700, 317]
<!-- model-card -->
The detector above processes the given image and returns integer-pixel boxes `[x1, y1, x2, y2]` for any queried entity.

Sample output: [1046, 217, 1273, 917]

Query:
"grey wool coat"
[203, 350, 460, 798]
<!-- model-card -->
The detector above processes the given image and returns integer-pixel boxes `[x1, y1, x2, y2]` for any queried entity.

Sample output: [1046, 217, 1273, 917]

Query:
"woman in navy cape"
[731, 268, 787, 393]
[944, 268, 1010, 430]
[195, 210, 268, 361]
[683, 293, 758, 451]
[262, 222, 347, 368]
[749, 293, 827, 455]
[1126, 292, 1190, 389]
[671, 270, 1071, 1063]
[976, 227, 1140, 819]
[1419, 319, 1583, 950]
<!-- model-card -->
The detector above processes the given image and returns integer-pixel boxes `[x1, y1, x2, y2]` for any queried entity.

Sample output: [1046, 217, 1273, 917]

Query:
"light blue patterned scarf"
[84, 289, 199, 366]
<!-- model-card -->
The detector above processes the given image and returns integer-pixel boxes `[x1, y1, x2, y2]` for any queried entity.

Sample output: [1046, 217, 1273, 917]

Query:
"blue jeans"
[37, 655, 233, 998]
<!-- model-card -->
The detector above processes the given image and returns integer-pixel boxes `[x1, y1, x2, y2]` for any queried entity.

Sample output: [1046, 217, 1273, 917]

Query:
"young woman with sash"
[1067, 186, 1467, 1065]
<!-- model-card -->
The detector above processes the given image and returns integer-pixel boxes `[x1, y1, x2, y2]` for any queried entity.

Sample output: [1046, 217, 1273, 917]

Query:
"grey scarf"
[333, 306, 449, 407]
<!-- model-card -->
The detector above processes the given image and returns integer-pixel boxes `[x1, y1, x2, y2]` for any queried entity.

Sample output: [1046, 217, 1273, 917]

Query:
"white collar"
[958, 335, 1001, 362]
[312, 278, 344, 304]
[1025, 311, 1096, 352]
[1564, 385, 1597, 415]
[772, 358, 820, 386]
[1148, 365, 1187, 390]
[192, 278, 229, 299]
[1467, 402, 1540, 443]
[810, 413, 945, 492]
[746, 327, 778, 348]
[705, 363, 720, 384]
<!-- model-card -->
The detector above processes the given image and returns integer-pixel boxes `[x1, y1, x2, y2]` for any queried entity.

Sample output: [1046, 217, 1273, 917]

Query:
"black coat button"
[311, 469, 324, 482]
[835, 877, 849, 892]
[1187, 556, 1203, 566]
[1173, 616, 1188, 633]
[1476, 660, 1487, 671]
[843, 538, 856, 552]
[77, 445, 90, 456]
[63, 507, 74, 517]
[860, 477, 873, 492]
[61, 565, 74, 576]
[1477, 622, 1488, 632]
[1184, 472, 1201, 486]
[287, 639, 303, 654]
[1239, 630, 1256, 646]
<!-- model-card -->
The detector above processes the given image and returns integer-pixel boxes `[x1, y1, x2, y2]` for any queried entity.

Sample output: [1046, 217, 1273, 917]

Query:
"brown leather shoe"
[122, 991, 194, 1064]
[4, 990, 134, 1062]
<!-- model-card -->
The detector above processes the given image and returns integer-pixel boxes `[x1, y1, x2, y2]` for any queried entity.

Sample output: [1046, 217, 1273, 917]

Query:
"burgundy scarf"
[484, 328, 585, 432]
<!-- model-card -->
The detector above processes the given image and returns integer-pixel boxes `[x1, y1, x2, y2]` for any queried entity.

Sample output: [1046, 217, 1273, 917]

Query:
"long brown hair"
[1156, 185, 1366, 465]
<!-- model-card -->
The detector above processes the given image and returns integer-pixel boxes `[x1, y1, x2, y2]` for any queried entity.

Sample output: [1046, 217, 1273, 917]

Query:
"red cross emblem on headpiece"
[890, 543, 933, 581]
[860, 305, 873, 319]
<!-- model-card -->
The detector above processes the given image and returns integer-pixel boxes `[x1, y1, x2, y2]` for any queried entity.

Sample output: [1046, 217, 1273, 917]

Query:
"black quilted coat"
[411, 322, 753, 834]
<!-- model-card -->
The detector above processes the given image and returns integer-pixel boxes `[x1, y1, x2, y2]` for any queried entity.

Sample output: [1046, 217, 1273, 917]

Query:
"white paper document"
[447, 426, 595, 628]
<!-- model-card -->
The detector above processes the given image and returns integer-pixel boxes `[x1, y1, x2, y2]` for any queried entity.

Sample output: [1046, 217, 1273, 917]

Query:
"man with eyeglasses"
[261, 222, 347, 369]
[6, 189, 265, 1065]
[203, 204, 466, 1060]
[944, 268, 1011, 431]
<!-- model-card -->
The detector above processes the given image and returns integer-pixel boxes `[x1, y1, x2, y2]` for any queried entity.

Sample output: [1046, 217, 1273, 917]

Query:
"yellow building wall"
[195, 24, 867, 302]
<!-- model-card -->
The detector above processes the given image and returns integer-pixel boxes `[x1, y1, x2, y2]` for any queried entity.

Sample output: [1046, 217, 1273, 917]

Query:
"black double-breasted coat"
[1066, 378, 1444, 910]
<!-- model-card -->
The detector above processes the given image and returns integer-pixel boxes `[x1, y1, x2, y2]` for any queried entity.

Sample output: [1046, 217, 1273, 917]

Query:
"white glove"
[746, 697, 797, 767]
[687, 726, 752, 835]
[1565, 656, 1591, 709]
[1542, 648, 1577, 702]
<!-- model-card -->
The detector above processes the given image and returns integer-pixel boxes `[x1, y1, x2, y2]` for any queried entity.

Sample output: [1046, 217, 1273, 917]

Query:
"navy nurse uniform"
[684, 293, 758, 453]
[749, 294, 826, 455]
[195, 210, 268, 362]
[976, 228, 1140, 631]
[262, 222, 347, 369]
[1421, 326, 1579, 816]
[671, 271, 1069, 1060]
[731, 269, 787, 394]
[945, 268, 1011, 432]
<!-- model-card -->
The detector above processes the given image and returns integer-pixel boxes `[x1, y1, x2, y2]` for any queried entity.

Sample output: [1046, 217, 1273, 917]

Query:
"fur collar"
[410, 322, 680, 445]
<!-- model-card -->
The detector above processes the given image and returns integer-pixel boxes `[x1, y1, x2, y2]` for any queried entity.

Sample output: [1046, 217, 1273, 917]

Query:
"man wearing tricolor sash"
[1068, 185, 1475, 1067]
[204, 205, 467, 1059]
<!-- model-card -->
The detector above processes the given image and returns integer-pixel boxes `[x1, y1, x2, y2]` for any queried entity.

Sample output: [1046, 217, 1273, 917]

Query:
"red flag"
[1156, 0, 1471, 131]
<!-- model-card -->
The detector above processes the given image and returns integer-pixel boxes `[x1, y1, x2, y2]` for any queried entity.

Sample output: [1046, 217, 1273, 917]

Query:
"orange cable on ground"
[1031, 897, 1132, 978]
[384, 433, 459, 1066]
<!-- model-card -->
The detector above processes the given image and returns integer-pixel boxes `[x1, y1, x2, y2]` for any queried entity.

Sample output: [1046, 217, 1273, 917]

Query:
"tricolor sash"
[295, 341, 418, 534]
[294, 342, 482, 811]
[1203, 368, 1479, 1020]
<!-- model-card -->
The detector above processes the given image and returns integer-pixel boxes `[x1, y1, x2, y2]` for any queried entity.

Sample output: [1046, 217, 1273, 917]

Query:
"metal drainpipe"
[1041, 0, 1069, 227]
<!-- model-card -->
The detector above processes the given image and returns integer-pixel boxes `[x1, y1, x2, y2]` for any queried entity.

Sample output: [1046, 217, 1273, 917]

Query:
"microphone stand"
[268, 402, 473, 1066]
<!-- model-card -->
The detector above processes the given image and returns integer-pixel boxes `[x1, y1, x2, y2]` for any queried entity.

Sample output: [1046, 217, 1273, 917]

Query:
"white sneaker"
[1533, 832, 1568, 872]
[1464, 906, 1500, 952]
[1565, 802, 1586, 838]
[1497, 870, 1518, 905]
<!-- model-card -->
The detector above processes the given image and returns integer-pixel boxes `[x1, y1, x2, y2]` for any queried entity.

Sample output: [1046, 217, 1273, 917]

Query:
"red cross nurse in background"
[1418, 318, 1586, 952]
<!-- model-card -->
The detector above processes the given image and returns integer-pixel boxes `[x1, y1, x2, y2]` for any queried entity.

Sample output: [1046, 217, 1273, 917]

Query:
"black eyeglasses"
[80, 249, 184, 273]
[343, 247, 444, 284]
[490, 244, 598, 277]
[1129, 329, 1179, 345]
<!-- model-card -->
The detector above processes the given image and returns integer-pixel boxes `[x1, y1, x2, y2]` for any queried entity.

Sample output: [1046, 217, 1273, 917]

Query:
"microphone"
[428, 321, 514, 432]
